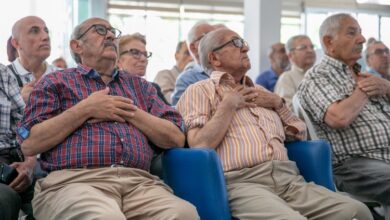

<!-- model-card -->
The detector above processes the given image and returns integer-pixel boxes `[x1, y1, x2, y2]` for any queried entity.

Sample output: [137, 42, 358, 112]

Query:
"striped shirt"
[0, 64, 25, 149]
[297, 55, 390, 164]
[177, 71, 307, 172]
[17, 64, 184, 172]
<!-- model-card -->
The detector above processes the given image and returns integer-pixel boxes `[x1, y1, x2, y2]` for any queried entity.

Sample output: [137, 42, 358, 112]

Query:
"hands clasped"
[357, 73, 390, 97]
[84, 87, 137, 123]
[9, 161, 34, 193]
[220, 86, 258, 109]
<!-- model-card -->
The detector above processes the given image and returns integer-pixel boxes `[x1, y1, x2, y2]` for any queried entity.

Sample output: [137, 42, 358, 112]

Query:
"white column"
[244, 0, 282, 80]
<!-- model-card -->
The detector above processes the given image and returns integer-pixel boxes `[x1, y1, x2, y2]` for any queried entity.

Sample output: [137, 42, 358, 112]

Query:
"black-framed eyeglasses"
[77, 24, 122, 40]
[120, 48, 152, 59]
[290, 44, 315, 51]
[370, 48, 390, 56]
[212, 38, 249, 52]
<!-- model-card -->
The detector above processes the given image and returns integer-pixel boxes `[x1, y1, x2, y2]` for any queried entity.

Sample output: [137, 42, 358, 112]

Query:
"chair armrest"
[162, 148, 231, 220]
[286, 140, 336, 191]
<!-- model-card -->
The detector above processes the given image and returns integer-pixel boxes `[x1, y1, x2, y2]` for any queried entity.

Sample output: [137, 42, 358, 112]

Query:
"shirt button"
[120, 138, 124, 142]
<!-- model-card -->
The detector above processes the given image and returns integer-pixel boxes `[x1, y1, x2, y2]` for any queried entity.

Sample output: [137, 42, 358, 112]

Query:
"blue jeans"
[333, 157, 390, 205]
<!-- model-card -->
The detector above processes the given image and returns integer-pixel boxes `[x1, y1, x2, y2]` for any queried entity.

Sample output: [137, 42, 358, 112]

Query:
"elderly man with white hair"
[364, 40, 390, 79]
[274, 35, 316, 109]
[298, 13, 390, 206]
[177, 27, 372, 220]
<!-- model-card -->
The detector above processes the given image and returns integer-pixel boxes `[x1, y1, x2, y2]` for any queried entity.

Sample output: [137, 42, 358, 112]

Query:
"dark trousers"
[334, 157, 390, 205]
[0, 148, 34, 220]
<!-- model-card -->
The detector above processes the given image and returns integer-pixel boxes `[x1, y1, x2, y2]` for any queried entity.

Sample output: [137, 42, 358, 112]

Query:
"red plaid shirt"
[18, 64, 184, 172]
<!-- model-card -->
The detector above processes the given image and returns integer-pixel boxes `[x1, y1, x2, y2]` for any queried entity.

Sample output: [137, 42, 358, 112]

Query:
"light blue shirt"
[171, 64, 209, 106]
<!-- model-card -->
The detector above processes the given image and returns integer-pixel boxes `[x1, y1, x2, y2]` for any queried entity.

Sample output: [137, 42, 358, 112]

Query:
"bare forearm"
[188, 102, 235, 149]
[128, 109, 185, 148]
[21, 102, 90, 156]
[325, 88, 368, 128]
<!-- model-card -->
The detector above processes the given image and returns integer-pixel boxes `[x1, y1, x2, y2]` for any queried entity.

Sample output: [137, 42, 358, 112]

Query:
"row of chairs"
[159, 95, 388, 220]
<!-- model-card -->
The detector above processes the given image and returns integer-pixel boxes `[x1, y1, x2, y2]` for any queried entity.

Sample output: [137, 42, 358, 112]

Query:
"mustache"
[353, 44, 363, 52]
[104, 41, 117, 51]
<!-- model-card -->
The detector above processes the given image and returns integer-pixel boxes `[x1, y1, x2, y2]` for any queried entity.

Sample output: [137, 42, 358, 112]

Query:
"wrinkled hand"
[357, 73, 390, 97]
[9, 161, 34, 192]
[219, 85, 258, 110]
[84, 87, 137, 123]
[20, 80, 35, 102]
[253, 89, 283, 109]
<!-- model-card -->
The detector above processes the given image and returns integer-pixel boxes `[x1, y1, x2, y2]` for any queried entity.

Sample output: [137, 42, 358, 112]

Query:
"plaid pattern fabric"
[297, 55, 390, 164]
[177, 71, 307, 172]
[18, 64, 184, 172]
[0, 64, 25, 149]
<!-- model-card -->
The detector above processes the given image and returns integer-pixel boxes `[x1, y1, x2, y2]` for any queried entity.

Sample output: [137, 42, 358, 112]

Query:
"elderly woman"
[117, 33, 169, 104]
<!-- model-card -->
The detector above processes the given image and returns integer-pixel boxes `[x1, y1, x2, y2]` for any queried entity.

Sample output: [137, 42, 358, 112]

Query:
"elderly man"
[365, 40, 390, 79]
[17, 17, 198, 220]
[170, 21, 215, 105]
[274, 35, 316, 109]
[0, 63, 34, 220]
[255, 42, 290, 92]
[298, 13, 390, 206]
[177, 27, 372, 220]
[154, 41, 193, 104]
[9, 16, 57, 102]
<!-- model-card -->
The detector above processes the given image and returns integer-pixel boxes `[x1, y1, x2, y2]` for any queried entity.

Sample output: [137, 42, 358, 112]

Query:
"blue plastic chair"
[162, 140, 335, 220]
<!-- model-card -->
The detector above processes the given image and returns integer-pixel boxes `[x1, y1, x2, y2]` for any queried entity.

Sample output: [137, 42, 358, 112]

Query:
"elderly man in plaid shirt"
[17, 17, 198, 220]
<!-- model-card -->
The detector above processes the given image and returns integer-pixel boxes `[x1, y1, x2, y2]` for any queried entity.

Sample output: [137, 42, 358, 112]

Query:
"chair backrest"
[292, 94, 319, 140]
[162, 148, 231, 220]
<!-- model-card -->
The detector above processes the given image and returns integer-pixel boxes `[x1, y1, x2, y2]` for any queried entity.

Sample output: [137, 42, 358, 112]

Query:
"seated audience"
[154, 41, 193, 104]
[117, 33, 169, 104]
[255, 42, 290, 91]
[364, 40, 390, 79]
[171, 21, 215, 105]
[9, 16, 57, 102]
[298, 13, 390, 206]
[177, 27, 372, 220]
[17, 17, 198, 220]
[0, 63, 34, 220]
[51, 57, 68, 69]
[274, 35, 316, 109]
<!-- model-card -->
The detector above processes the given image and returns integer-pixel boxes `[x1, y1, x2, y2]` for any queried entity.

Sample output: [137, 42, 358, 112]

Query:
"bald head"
[187, 22, 215, 62]
[11, 16, 50, 62]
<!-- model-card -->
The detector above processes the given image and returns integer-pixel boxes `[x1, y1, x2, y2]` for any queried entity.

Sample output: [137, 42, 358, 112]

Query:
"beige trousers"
[32, 167, 199, 220]
[225, 160, 373, 220]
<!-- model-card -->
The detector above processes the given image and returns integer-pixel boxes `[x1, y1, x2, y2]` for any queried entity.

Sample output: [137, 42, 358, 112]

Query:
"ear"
[189, 42, 197, 55]
[11, 38, 19, 49]
[322, 35, 334, 53]
[70, 39, 82, 57]
[209, 52, 221, 67]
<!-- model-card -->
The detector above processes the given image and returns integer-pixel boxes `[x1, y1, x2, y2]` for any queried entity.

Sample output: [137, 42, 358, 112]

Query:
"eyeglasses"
[120, 48, 152, 59]
[77, 24, 122, 40]
[212, 38, 249, 52]
[370, 48, 390, 56]
[290, 44, 315, 51]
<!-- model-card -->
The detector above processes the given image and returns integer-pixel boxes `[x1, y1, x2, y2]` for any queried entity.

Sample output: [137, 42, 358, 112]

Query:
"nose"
[358, 33, 366, 44]
[241, 44, 250, 53]
[106, 29, 115, 40]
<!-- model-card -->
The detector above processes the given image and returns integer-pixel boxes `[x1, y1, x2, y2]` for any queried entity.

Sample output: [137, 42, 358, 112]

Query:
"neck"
[271, 63, 284, 76]
[84, 59, 116, 85]
[18, 55, 47, 79]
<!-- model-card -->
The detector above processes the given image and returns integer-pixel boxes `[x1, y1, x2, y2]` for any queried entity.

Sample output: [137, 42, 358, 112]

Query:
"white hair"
[319, 13, 353, 50]
[286, 35, 310, 53]
[198, 28, 230, 74]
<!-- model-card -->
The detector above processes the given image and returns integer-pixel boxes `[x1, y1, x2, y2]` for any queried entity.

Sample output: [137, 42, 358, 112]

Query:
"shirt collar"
[322, 54, 361, 75]
[12, 58, 57, 77]
[291, 65, 304, 74]
[210, 71, 254, 88]
[77, 64, 119, 79]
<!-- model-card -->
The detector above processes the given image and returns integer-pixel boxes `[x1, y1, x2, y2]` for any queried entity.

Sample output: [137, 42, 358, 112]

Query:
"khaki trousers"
[32, 167, 199, 220]
[225, 160, 373, 220]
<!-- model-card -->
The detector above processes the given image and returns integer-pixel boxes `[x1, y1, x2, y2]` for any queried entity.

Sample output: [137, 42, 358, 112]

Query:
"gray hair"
[319, 13, 354, 50]
[364, 40, 385, 62]
[286, 35, 310, 53]
[70, 23, 84, 64]
[198, 28, 230, 74]
[187, 21, 210, 45]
